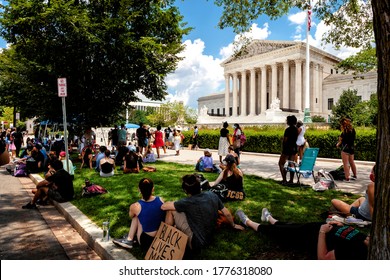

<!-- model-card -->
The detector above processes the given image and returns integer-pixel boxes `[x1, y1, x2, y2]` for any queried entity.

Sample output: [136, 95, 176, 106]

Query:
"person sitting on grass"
[161, 174, 244, 255]
[22, 160, 74, 209]
[195, 148, 219, 173]
[219, 145, 239, 170]
[210, 154, 245, 201]
[59, 151, 75, 180]
[330, 165, 375, 221]
[80, 147, 93, 169]
[143, 144, 156, 163]
[235, 208, 369, 260]
[112, 178, 165, 251]
[94, 145, 107, 172]
[99, 150, 115, 177]
[123, 146, 143, 173]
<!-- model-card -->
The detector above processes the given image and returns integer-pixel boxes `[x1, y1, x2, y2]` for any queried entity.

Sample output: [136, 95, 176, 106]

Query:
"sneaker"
[345, 217, 371, 227]
[343, 178, 351, 182]
[261, 208, 271, 223]
[112, 238, 134, 249]
[22, 202, 37, 209]
[235, 210, 249, 226]
[351, 175, 357, 180]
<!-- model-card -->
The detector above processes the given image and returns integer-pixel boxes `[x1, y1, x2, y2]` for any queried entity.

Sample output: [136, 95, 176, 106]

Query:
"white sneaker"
[235, 210, 248, 225]
[261, 208, 271, 223]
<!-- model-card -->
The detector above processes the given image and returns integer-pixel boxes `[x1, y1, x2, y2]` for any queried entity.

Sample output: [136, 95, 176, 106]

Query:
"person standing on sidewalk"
[336, 117, 357, 182]
[278, 115, 298, 185]
[232, 123, 242, 159]
[218, 122, 231, 163]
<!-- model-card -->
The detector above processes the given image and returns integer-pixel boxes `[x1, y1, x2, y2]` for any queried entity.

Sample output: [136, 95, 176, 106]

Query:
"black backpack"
[329, 165, 345, 181]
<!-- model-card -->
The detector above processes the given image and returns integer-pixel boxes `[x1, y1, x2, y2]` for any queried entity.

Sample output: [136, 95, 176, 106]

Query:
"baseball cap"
[59, 151, 66, 157]
[224, 154, 236, 164]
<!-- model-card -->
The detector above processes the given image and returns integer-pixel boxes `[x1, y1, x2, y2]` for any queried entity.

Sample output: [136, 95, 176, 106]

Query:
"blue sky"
[0, 0, 360, 109]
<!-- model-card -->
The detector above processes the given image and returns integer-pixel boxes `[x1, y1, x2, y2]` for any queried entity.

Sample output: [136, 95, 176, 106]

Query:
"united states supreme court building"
[197, 40, 377, 124]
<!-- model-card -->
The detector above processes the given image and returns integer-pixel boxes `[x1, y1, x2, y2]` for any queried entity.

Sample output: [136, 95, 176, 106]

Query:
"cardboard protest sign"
[145, 222, 188, 260]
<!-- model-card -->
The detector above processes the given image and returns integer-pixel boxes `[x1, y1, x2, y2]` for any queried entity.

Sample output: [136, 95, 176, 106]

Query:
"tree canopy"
[0, 0, 190, 127]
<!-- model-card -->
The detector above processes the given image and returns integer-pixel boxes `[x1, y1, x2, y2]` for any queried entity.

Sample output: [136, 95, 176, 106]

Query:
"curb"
[29, 174, 136, 260]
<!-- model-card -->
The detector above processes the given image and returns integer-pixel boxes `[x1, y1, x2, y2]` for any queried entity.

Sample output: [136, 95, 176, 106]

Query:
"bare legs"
[278, 154, 295, 184]
[341, 151, 357, 180]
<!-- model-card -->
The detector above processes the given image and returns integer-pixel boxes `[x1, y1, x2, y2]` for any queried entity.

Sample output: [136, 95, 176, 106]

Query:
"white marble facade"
[198, 40, 377, 124]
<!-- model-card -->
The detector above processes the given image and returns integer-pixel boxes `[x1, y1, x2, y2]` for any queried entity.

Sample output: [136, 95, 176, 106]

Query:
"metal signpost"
[57, 78, 70, 172]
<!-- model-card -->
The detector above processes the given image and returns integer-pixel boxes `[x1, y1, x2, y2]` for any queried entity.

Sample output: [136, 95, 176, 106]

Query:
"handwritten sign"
[145, 222, 188, 260]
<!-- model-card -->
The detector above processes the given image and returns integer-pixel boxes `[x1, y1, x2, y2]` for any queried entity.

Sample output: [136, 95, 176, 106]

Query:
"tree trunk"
[370, 0, 390, 260]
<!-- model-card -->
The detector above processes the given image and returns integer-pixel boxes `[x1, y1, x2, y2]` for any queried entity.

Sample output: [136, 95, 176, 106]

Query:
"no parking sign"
[57, 78, 67, 97]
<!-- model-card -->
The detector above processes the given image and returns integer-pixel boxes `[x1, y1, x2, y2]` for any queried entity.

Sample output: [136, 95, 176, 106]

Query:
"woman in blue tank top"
[112, 178, 165, 251]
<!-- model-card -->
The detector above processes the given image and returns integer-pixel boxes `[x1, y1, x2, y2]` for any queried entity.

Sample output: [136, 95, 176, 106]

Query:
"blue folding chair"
[285, 148, 319, 185]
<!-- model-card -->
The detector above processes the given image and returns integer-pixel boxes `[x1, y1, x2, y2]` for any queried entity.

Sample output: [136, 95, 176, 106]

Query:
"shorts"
[350, 206, 366, 220]
[48, 188, 66, 203]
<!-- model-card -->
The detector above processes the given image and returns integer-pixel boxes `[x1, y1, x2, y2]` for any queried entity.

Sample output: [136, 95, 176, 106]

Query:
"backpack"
[313, 169, 337, 191]
[240, 131, 246, 147]
[82, 180, 108, 197]
[13, 163, 28, 177]
[329, 165, 345, 181]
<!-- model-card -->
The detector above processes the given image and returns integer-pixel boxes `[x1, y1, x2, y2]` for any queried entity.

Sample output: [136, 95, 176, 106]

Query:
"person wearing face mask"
[232, 123, 242, 159]
[330, 165, 375, 221]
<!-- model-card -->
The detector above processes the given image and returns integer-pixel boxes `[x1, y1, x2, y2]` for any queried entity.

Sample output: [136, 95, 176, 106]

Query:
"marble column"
[261, 65, 267, 113]
[282, 60, 289, 109]
[224, 73, 230, 116]
[241, 70, 247, 116]
[318, 65, 323, 114]
[312, 63, 318, 112]
[249, 68, 256, 116]
[295, 60, 302, 112]
[232, 72, 238, 117]
[271, 63, 277, 102]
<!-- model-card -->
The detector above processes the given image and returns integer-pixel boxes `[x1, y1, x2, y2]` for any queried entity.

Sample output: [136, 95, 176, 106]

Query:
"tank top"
[137, 197, 165, 233]
[358, 193, 371, 220]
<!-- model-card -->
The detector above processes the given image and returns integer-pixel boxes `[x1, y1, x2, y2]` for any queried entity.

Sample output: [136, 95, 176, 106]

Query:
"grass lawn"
[70, 159, 362, 260]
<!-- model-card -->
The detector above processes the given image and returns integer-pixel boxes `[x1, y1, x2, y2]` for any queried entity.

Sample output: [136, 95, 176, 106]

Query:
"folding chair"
[285, 148, 319, 185]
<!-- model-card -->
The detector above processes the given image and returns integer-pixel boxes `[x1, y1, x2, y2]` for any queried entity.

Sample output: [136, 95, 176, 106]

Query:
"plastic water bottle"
[102, 221, 110, 241]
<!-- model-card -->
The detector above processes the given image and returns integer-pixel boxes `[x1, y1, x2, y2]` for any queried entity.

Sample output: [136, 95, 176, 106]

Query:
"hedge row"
[182, 128, 377, 162]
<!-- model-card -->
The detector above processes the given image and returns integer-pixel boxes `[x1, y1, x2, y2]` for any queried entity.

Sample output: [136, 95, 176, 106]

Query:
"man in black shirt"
[22, 160, 74, 209]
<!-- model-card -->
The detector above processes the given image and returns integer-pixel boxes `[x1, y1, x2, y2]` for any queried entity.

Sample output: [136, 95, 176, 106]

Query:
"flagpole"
[304, 1, 312, 123]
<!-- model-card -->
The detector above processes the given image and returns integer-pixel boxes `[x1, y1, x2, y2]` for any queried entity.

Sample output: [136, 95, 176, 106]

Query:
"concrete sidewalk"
[158, 148, 374, 195]
[0, 149, 374, 260]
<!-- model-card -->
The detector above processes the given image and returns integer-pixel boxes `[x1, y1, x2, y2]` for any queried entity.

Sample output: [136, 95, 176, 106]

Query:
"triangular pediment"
[222, 40, 298, 64]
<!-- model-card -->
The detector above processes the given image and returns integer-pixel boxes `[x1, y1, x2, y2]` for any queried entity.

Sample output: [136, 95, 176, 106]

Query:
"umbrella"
[125, 123, 140, 129]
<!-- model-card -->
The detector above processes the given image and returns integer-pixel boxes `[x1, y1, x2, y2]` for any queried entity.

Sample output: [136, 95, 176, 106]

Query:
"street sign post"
[57, 78, 69, 172]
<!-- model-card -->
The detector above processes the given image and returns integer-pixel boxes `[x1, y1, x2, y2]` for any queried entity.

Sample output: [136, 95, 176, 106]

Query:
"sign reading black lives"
[145, 222, 188, 260]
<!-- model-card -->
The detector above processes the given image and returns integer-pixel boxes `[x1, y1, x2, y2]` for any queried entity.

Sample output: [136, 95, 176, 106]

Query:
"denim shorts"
[350, 206, 365, 220]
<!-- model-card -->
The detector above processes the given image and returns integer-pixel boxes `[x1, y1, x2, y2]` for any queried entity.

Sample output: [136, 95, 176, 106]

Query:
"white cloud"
[165, 39, 225, 109]
[288, 10, 361, 60]
[220, 23, 271, 60]
[288, 11, 307, 25]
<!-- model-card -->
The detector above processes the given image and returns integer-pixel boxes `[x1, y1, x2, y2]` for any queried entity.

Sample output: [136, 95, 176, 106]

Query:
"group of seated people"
[112, 170, 371, 260]
[82, 142, 158, 177]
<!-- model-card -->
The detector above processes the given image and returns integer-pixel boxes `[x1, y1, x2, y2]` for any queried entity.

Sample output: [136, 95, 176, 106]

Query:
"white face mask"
[233, 126, 237, 129]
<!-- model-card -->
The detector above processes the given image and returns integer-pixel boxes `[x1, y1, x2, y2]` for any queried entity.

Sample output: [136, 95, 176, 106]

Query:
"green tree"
[337, 47, 377, 75]
[214, 0, 389, 259]
[351, 93, 378, 127]
[0, 0, 190, 127]
[330, 89, 361, 129]
[146, 101, 197, 127]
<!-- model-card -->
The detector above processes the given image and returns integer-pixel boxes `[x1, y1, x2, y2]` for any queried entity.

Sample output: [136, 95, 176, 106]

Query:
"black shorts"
[48, 189, 65, 203]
